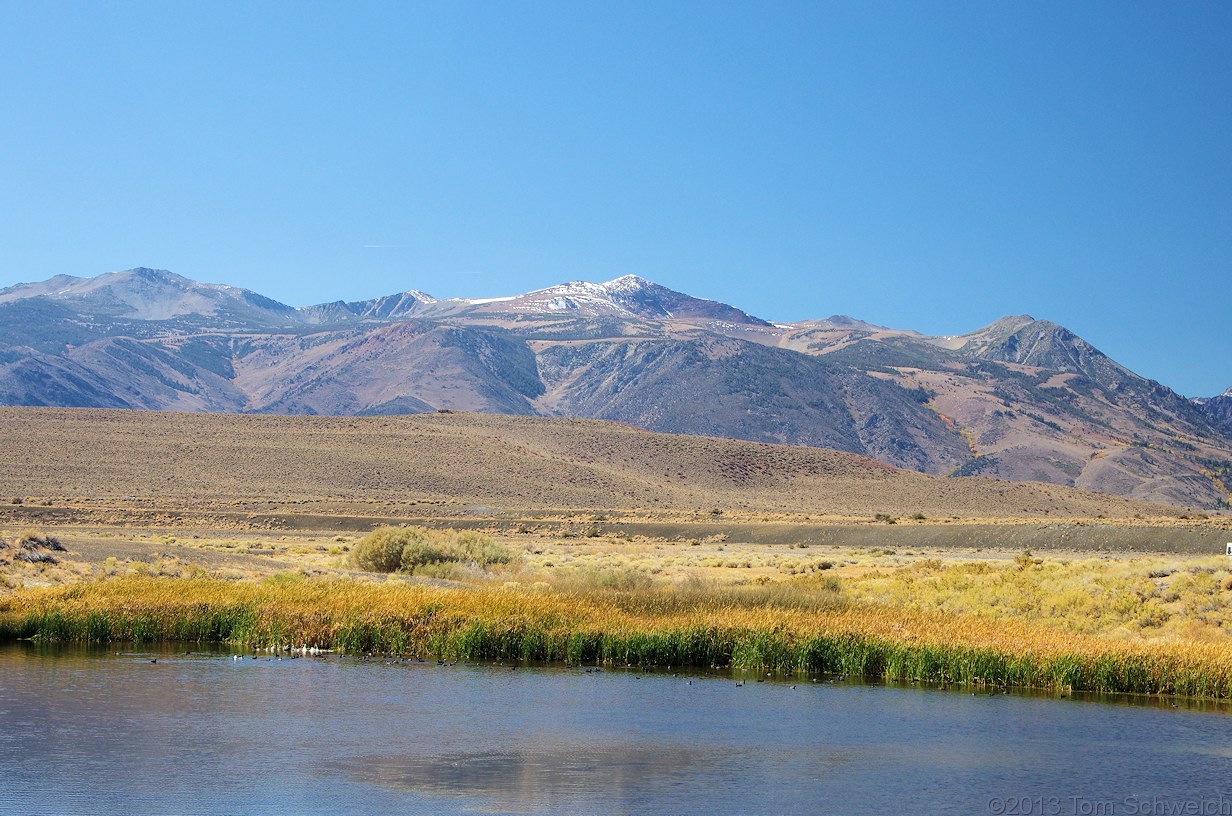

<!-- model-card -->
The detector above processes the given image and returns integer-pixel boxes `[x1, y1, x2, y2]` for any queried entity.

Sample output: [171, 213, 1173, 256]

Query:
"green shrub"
[350, 526, 517, 574]
[349, 527, 411, 572]
[450, 531, 517, 568]
[399, 536, 464, 570]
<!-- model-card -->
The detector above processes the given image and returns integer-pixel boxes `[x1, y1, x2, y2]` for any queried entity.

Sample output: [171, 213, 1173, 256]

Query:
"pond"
[2, 643, 1230, 815]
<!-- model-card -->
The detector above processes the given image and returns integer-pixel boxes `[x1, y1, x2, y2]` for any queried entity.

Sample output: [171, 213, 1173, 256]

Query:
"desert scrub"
[2, 529, 67, 565]
[549, 566, 655, 592]
[350, 526, 518, 575]
[6, 576, 1232, 698]
[12, 529, 64, 550]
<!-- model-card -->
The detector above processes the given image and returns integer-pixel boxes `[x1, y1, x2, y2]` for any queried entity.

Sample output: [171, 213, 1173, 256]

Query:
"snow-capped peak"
[448, 276, 663, 317]
[434, 274, 769, 326]
[512, 275, 657, 300]
[600, 274, 654, 293]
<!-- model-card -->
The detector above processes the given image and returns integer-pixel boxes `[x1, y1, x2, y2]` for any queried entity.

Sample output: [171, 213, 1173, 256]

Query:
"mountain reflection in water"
[344, 746, 712, 810]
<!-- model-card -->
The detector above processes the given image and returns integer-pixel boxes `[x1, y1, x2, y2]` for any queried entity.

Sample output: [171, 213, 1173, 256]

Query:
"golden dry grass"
[6, 575, 1232, 697]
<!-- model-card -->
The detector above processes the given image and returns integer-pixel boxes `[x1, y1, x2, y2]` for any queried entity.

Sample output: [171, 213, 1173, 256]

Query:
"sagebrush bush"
[14, 529, 65, 551]
[350, 526, 516, 574]
[552, 566, 655, 592]
[349, 527, 409, 572]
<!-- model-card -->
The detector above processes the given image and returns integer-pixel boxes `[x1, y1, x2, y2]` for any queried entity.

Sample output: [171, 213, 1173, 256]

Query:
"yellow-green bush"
[349, 527, 408, 572]
[350, 526, 517, 574]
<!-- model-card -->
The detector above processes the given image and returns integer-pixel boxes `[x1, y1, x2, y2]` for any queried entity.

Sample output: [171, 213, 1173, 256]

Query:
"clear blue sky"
[1, 1, 1229, 396]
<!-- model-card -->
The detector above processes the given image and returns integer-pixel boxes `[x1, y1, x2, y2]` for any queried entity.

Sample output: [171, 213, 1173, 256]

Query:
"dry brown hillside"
[0, 407, 1183, 521]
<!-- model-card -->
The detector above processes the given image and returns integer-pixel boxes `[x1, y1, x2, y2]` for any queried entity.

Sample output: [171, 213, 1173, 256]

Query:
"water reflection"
[344, 745, 711, 812]
[3, 643, 1232, 816]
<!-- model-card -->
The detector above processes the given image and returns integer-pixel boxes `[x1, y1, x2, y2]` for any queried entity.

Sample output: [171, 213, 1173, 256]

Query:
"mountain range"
[1, 267, 1229, 510]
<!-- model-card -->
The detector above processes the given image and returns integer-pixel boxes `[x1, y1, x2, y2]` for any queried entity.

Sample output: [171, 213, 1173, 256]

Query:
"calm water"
[3, 643, 1232, 816]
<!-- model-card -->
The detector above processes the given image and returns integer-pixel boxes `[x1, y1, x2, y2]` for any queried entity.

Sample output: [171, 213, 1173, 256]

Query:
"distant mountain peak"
[0, 274, 84, 302]
[102, 267, 202, 289]
[950, 313, 1143, 392]
[983, 314, 1039, 332]
[819, 315, 893, 332]
[334, 289, 437, 321]
[428, 275, 772, 326]
[124, 266, 176, 279]
[520, 275, 657, 299]
[600, 274, 653, 291]
[0, 266, 297, 324]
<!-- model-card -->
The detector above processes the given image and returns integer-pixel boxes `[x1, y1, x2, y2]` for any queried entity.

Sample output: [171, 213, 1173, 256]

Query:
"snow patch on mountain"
[449, 277, 667, 318]
[461, 295, 519, 305]
[442, 275, 768, 325]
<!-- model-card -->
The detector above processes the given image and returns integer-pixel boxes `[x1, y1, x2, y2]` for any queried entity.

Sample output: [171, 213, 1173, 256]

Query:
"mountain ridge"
[0, 267, 299, 326]
[1, 267, 1229, 510]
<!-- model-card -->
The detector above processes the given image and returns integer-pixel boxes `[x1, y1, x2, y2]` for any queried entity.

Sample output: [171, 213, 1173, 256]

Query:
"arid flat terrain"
[0, 407, 1203, 522]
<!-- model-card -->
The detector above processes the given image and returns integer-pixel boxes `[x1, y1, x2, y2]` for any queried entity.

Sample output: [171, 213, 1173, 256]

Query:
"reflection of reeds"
[5, 576, 1232, 698]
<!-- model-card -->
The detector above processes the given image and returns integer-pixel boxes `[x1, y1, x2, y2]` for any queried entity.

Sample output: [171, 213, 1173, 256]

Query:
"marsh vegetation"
[6, 516, 1232, 698]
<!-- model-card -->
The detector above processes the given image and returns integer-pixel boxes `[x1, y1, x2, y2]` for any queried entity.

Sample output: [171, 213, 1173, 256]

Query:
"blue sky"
[1, 1, 1229, 396]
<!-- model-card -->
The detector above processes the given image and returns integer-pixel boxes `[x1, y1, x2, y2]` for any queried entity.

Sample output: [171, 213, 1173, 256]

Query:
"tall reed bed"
[4, 576, 1232, 698]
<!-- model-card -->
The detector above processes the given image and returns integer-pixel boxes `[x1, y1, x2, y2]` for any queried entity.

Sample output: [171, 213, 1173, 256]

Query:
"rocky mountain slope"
[1203, 388, 1232, 436]
[1, 268, 1229, 510]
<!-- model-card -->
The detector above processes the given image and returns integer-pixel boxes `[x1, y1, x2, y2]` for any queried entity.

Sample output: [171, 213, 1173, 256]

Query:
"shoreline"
[5, 576, 1232, 700]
